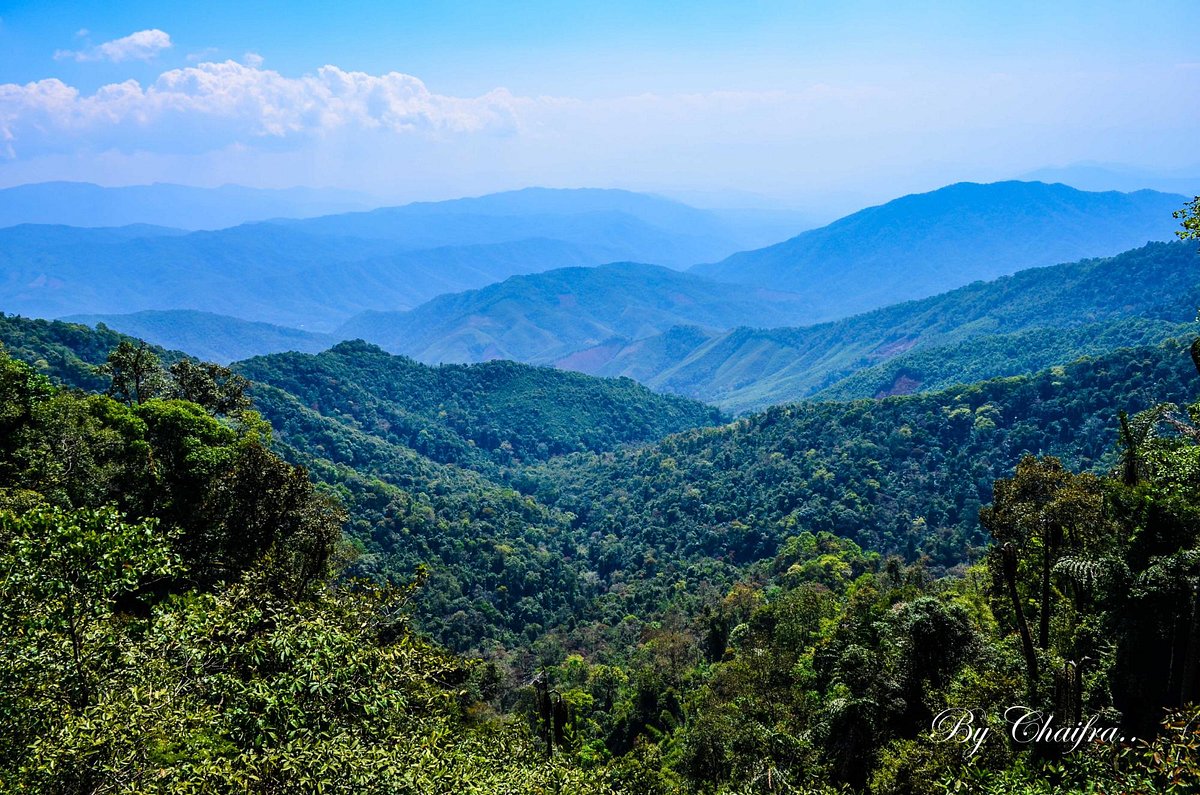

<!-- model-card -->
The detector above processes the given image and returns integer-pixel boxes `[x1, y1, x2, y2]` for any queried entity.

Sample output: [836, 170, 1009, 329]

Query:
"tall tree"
[98, 340, 169, 406]
[169, 358, 252, 416]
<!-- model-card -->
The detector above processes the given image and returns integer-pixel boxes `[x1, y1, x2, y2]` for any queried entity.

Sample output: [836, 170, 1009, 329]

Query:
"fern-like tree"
[980, 456, 1108, 697]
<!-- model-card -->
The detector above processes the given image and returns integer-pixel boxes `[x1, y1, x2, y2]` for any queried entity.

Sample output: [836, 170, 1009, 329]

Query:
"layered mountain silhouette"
[692, 181, 1185, 323]
[570, 241, 1200, 411]
[334, 262, 815, 364]
[0, 182, 377, 230]
[4, 180, 1193, 408]
[0, 187, 799, 328]
[62, 310, 337, 364]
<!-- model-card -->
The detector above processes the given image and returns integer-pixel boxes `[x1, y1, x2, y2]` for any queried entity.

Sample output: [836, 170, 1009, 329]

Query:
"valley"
[2, 177, 1199, 793]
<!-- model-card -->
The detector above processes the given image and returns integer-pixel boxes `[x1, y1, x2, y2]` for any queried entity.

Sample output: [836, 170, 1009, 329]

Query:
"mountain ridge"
[334, 261, 815, 364]
[0, 187, 800, 328]
[0, 181, 377, 230]
[565, 240, 1200, 411]
[692, 180, 1185, 324]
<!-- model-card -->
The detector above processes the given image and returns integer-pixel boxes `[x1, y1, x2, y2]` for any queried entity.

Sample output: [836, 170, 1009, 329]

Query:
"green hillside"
[0, 312, 181, 391]
[0, 315, 721, 654]
[815, 317, 1200, 400]
[335, 261, 814, 363]
[4, 308, 1200, 792]
[577, 240, 1200, 411]
[527, 337, 1200, 569]
[235, 339, 723, 470]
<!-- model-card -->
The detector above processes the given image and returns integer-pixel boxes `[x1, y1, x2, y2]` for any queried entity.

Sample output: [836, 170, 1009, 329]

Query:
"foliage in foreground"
[0, 505, 642, 793]
[2, 320, 1199, 792]
[0, 349, 623, 792]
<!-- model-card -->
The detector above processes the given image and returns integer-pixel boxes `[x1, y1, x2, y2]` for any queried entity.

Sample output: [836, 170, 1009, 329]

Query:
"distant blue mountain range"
[0, 182, 378, 230]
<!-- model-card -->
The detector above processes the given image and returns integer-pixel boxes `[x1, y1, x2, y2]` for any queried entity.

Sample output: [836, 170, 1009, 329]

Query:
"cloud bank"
[0, 59, 526, 158]
[1, 42, 1195, 207]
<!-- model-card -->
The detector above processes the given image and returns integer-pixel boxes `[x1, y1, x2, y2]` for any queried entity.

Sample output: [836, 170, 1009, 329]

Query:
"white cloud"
[1, 56, 1194, 204]
[55, 29, 172, 63]
[0, 59, 526, 158]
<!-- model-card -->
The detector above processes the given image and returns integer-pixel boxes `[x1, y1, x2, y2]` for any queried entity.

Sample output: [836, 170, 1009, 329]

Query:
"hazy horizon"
[1, 1, 1197, 213]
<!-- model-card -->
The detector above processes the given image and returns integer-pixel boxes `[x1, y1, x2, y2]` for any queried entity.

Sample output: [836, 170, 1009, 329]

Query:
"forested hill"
[0, 315, 720, 653]
[0, 315, 721, 467]
[5, 307, 1200, 791]
[524, 337, 1200, 569]
[234, 339, 723, 469]
[0, 312, 181, 391]
[333, 261, 814, 364]
[6, 312, 1200, 631]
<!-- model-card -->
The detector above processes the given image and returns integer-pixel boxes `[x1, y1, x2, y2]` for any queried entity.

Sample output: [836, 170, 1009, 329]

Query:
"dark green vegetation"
[0, 315, 723, 654]
[572, 241, 1200, 412]
[234, 340, 725, 652]
[3, 311, 1199, 792]
[526, 338, 1200, 569]
[692, 181, 1185, 321]
[235, 339, 722, 469]
[335, 262, 814, 364]
[0, 311, 172, 392]
[816, 317, 1200, 401]
[0, 187, 796, 332]
[0, 347, 640, 793]
[3, 194, 1200, 792]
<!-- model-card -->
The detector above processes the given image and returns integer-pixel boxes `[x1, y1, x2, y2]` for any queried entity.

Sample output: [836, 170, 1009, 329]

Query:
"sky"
[0, 1, 1197, 210]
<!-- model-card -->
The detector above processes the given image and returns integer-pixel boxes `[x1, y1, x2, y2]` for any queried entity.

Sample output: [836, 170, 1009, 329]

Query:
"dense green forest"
[816, 318, 1200, 401]
[526, 338, 1200, 568]
[0, 346, 642, 792]
[235, 339, 722, 470]
[3, 231, 1200, 795]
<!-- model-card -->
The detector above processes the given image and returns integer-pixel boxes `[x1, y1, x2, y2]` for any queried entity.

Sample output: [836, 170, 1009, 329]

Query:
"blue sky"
[0, 1, 1196, 209]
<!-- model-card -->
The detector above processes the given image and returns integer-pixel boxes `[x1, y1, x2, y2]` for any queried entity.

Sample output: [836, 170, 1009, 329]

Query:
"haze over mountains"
[0, 186, 803, 329]
[1021, 163, 1200, 196]
[273, 187, 807, 261]
[574, 241, 1200, 411]
[0, 182, 379, 230]
[62, 310, 337, 364]
[1, 178, 1193, 413]
[691, 181, 1186, 320]
[334, 262, 816, 365]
